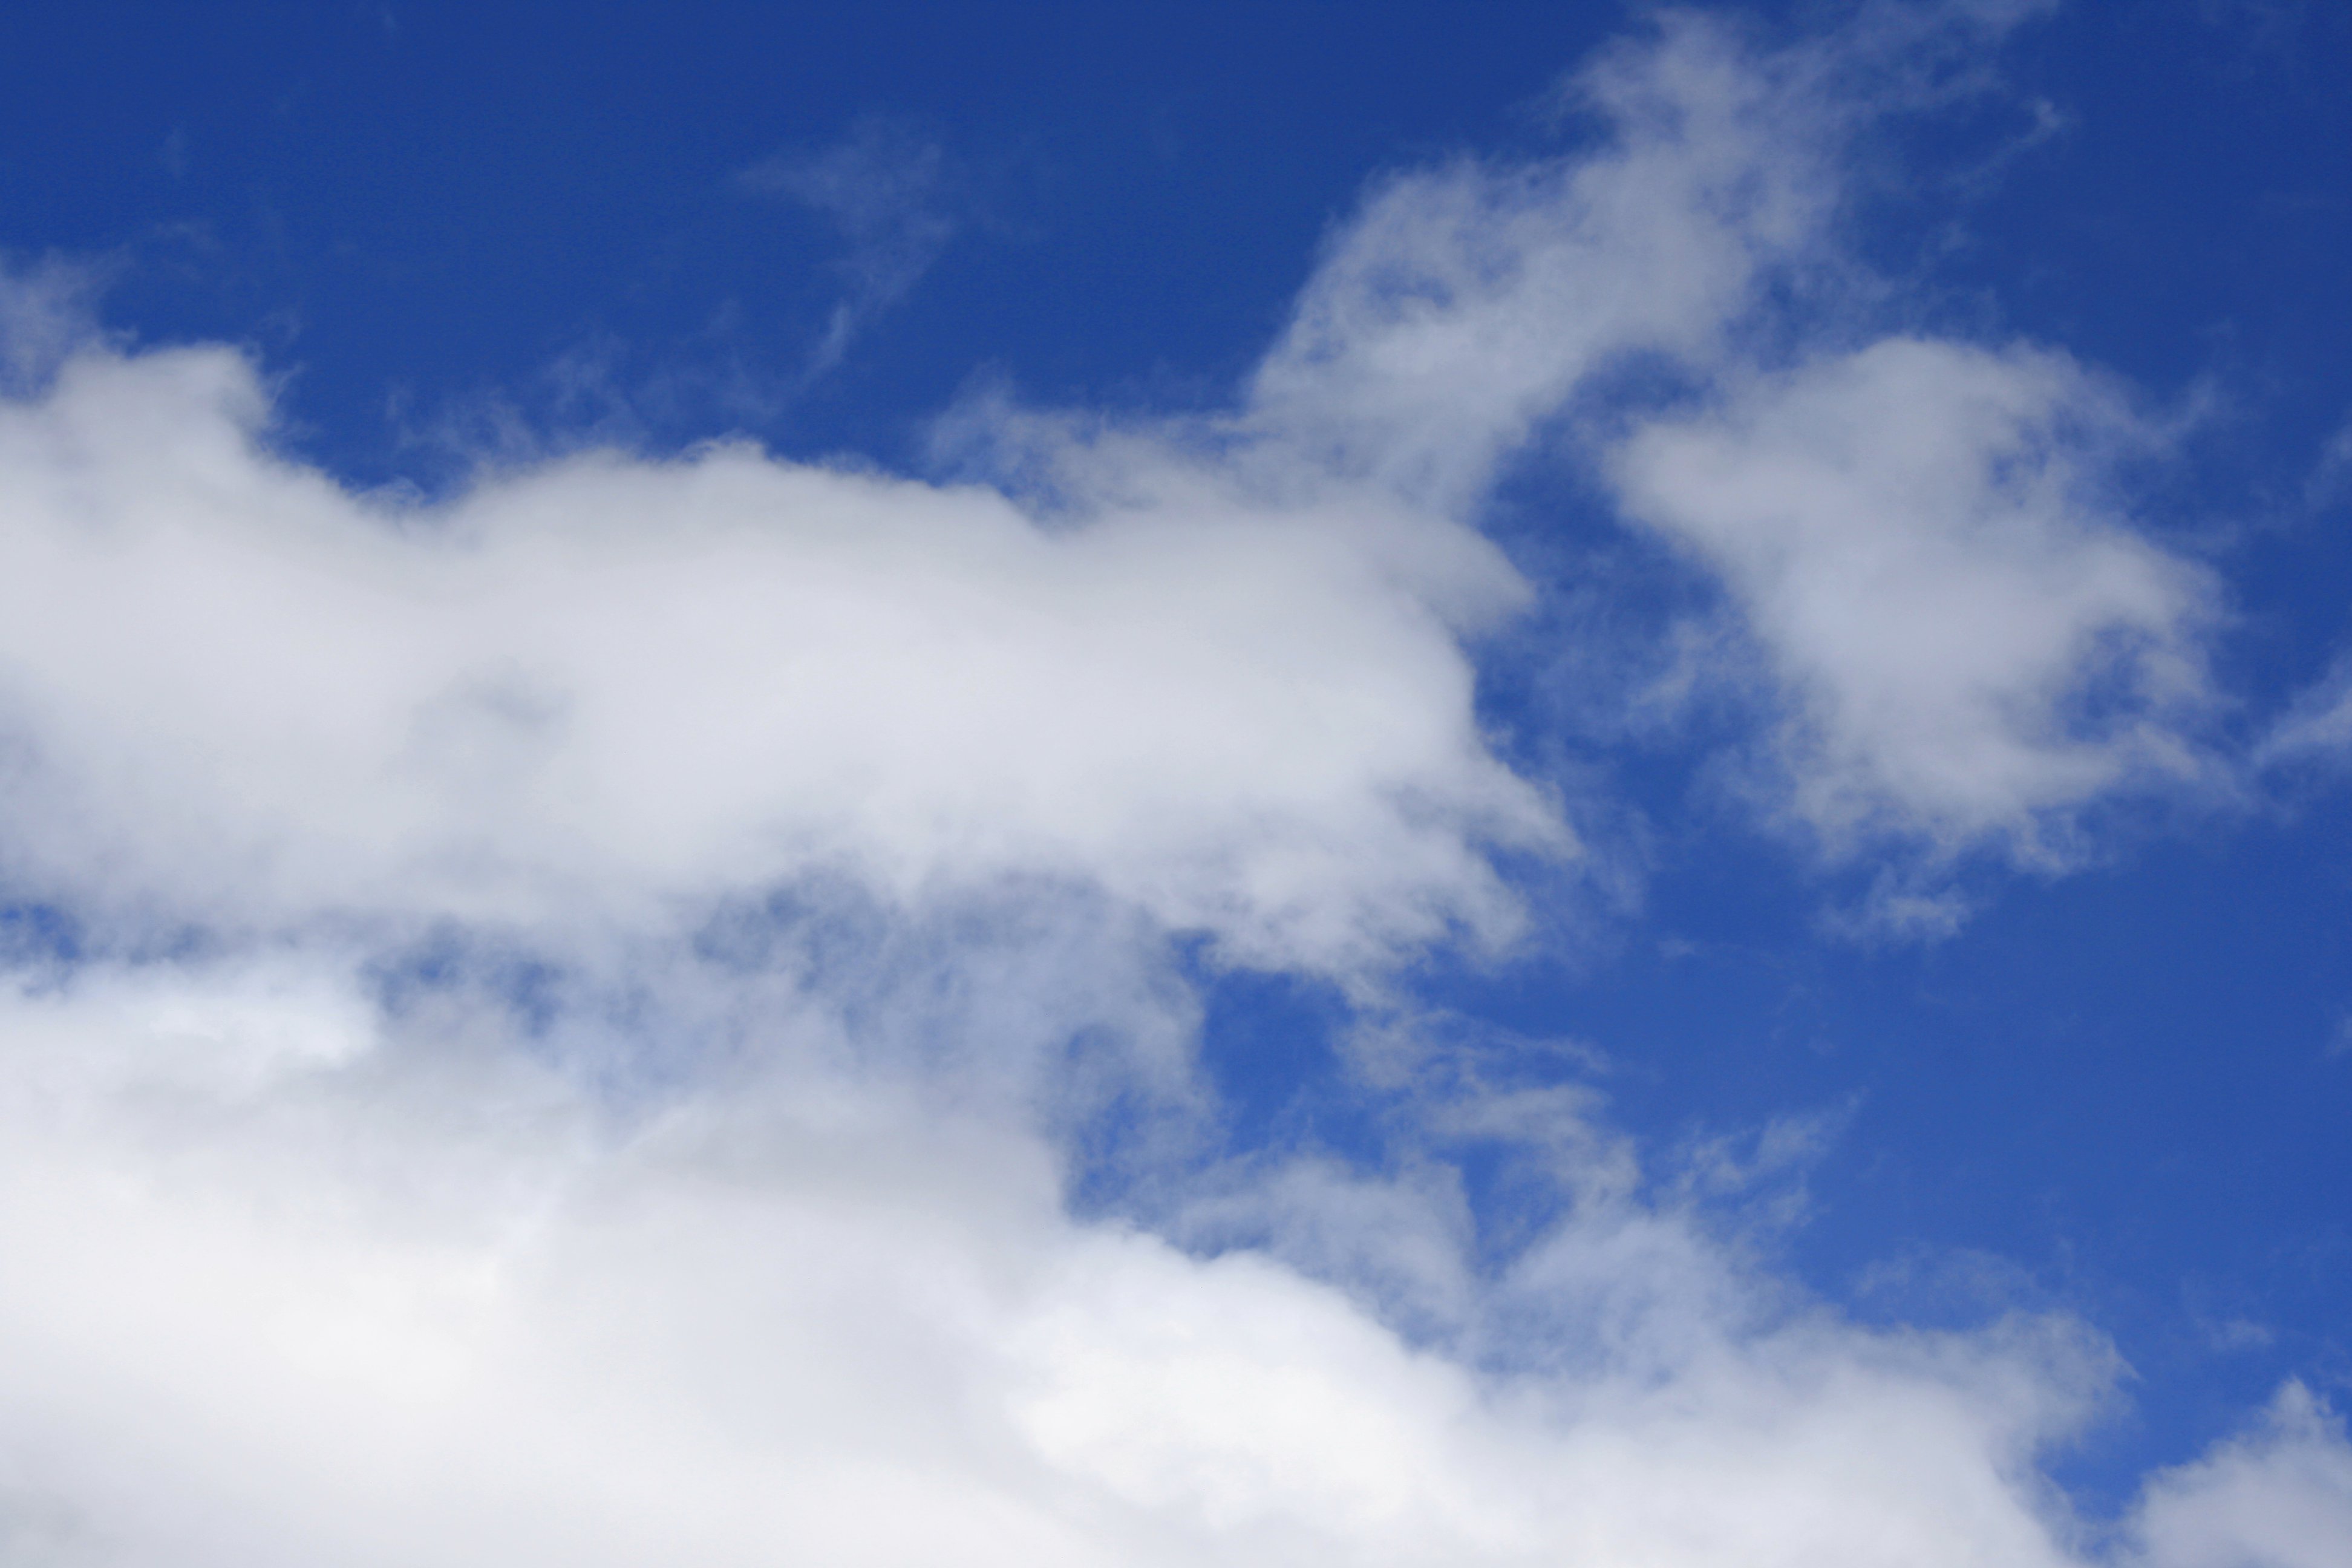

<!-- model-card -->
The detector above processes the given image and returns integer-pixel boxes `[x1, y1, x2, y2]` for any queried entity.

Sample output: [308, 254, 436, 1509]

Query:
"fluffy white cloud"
[1230, 5, 2224, 892]
[0, 343, 1557, 973]
[1, 937, 2341, 1568]
[2129, 1384, 2352, 1568]
[1612, 338, 2218, 861]
[0, 960, 2155, 1568]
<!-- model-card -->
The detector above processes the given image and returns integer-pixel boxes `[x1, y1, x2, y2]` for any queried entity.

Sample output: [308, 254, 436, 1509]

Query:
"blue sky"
[0, 2, 2348, 1563]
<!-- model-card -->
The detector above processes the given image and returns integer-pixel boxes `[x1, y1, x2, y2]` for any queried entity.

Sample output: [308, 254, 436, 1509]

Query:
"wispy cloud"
[2305, 410, 2352, 511]
[741, 113, 962, 379]
[0, 252, 111, 392]
[2256, 648, 2352, 773]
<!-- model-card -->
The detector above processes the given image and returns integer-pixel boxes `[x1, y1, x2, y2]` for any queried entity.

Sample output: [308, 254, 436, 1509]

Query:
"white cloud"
[2130, 1383, 2352, 1568]
[1613, 338, 2218, 864]
[0, 342, 1558, 975]
[0, 959, 2194, 1568]
[1229, 6, 2225, 898]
